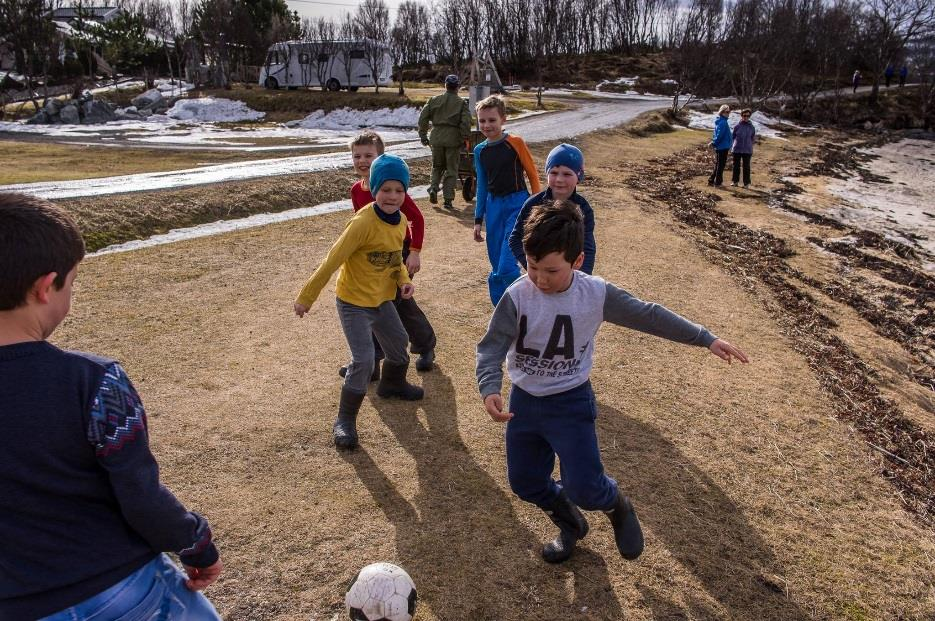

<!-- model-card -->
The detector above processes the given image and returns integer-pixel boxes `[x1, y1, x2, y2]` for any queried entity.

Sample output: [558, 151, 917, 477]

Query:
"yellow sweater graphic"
[296, 205, 411, 308]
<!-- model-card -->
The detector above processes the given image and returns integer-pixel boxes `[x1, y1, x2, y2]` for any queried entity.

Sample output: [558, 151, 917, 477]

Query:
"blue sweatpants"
[485, 190, 528, 306]
[506, 381, 619, 511]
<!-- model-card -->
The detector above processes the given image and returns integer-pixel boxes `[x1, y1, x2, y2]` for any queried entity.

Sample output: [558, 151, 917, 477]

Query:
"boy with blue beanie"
[472, 95, 541, 306]
[294, 153, 425, 450]
[509, 143, 596, 274]
[477, 200, 748, 565]
[0, 193, 222, 619]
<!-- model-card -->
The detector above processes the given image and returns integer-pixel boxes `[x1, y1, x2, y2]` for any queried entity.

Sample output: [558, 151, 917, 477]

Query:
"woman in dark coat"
[730, 109, 756, 188]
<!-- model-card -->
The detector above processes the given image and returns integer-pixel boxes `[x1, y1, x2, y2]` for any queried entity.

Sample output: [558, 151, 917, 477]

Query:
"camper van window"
[349, 50, 365, 59]
[298, 52, 310, 64]
[317, 53, 329, 63]
[266, 51, 280, 65]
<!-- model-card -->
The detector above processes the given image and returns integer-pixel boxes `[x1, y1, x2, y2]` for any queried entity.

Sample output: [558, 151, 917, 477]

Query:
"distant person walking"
[707, 104, 732, 188]
[899, 65, 908, 87]
[730, 109, 756, 188]
[852, 70, 861, 93]
[418, 74, 472, 210]
[885, 65, 895, 88]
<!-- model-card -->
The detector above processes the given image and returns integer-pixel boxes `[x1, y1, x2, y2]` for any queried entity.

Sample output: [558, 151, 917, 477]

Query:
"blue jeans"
[40, 554, 221, 621]
[506, 381, 618, 512]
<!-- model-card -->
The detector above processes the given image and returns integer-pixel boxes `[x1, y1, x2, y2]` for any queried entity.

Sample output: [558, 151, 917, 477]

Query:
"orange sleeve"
[508, 135, 541, 194]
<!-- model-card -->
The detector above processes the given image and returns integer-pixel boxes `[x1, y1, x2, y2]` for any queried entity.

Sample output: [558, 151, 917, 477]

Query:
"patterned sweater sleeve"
[86, 363, 218, 568]
[603, 283, 716, 346]
[476, 293, 519, 397]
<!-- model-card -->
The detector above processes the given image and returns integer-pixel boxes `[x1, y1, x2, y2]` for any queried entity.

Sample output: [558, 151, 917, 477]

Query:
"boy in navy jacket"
[0, 193, 222, 620]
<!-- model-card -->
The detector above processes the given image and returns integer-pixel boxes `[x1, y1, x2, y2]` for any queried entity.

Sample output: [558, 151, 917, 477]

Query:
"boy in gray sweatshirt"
[476, 200, 749, 563]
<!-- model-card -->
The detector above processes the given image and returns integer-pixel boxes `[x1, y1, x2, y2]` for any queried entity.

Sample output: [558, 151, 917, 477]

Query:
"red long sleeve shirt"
[350, 180, 424, 251]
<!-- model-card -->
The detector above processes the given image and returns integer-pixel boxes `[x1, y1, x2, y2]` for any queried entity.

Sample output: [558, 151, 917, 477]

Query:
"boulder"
[81, 99, 117, 124]
[43, 98, 63, 116]
[59, 103, 80, 124]
[131, 88, 163, 111]
[25, 111, 49, 125]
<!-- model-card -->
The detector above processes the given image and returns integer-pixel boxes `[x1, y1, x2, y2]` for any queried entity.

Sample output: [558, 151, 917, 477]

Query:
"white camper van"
[259, 40, 393, 91]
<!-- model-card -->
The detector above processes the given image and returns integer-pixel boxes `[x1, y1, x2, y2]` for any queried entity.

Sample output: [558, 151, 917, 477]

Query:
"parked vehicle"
[259, 40, 392, 91]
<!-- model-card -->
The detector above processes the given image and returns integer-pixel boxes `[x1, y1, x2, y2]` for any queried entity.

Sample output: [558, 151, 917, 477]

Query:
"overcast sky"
[284, 0, 404, 23]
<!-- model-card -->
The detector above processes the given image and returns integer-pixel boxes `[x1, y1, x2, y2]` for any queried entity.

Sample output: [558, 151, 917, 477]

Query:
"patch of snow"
[154, 79, 195, 95]
[662, 79, 678, 85]
[686, 110, 786, 140]
[90, 185, 430, 256]
[166, 97, 265, 122]
[596, 76, 639, 91]
[288, 106, 421, 130]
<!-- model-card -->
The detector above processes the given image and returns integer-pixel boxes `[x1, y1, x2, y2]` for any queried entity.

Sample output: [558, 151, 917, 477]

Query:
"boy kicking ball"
[476, 200, 748, 563]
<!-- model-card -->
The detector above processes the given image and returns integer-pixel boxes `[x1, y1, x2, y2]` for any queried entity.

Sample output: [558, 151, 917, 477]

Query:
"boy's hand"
[184, 559, 223, 591]
[709, 338, 749, 364]
[400, 283, 415, 299]
[405, 250, 421, 276]
[484, 394, 514, 422]
[294, 302, 310, 318]
[420, 135, 430, 146]
[473, 224, 484, 242]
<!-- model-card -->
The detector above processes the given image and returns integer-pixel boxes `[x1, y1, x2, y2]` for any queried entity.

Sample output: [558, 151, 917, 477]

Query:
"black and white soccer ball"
[345, 562, 417, 621]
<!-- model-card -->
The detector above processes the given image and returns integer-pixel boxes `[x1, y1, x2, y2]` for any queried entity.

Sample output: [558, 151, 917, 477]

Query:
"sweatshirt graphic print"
[476, 273, 717, 398]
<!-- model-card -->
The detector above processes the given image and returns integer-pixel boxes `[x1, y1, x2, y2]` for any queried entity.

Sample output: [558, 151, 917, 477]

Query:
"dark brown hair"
[349, 130, 385, 154]
[522, 199, 584, 263]
[0, 193, 85, 310]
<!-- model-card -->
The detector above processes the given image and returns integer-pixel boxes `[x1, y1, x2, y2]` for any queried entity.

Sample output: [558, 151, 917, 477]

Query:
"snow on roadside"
[166, 97, 265, 122]
[687, 110, 786, 139]
[288, 106, 421, 130]
[596, 76, 639, 91]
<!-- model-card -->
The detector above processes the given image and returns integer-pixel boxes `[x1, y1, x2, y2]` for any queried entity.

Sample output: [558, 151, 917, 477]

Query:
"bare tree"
[860, 0, 935, 102]
[355, 0, 390, 92]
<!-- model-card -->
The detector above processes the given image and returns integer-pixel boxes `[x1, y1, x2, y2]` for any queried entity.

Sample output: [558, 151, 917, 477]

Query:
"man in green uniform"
[418, 74, 472, 210]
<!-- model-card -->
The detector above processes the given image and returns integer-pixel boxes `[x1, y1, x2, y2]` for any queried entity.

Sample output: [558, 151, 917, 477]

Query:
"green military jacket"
[418, 91, 472, 148]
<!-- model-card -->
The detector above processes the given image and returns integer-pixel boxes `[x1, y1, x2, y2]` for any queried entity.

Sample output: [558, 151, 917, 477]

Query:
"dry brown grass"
[47, 127, 935, 620]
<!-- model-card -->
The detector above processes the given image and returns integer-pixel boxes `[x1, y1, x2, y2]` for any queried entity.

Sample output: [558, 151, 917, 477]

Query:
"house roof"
[50, 6, 120, 21]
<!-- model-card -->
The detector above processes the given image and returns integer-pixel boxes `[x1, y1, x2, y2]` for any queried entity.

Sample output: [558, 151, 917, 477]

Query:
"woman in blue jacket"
[708, 104, 732, 187]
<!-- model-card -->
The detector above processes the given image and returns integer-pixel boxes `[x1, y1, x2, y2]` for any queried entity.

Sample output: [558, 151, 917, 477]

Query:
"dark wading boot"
[604, 494, 644, 560]
[339, 360, 381, 382]
[333, 387, 366, 450]
[415, 350, 435, 372]
[376, 361, 424, 400]
[541, 489, 589, 564]
[428, 188, 438, 204]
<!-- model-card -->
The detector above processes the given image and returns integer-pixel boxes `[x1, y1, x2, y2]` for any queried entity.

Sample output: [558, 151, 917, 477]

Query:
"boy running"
[476, 200, 748, 564]
[472, 95, 541, 306]
[345, 131, 437, 377]
[509, 143, 596, 274]
[294, 154, 424, 451]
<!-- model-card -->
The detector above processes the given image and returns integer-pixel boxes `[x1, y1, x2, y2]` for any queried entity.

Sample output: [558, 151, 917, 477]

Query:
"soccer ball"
[345, 562, 417, 621]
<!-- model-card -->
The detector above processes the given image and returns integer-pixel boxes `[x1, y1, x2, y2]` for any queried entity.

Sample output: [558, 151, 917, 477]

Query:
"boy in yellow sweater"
[294, 154, 424, 450]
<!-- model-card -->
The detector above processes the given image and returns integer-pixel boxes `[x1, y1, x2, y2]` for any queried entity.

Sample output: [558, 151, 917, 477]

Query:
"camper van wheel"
[264, 77, 279, 90]
[462, 176, 475, 202]
[348, 86, 359, 92]
[326, 78, 341, 92]
[288, 86, 298, 90]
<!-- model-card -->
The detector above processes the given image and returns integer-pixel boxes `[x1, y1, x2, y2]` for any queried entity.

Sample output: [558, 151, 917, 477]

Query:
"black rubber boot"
[338, 360, 381, 382]
[415, 350, 435, 372]
[428, 188, 438, 204]
[604, 494, 644, 560]
[443, 200, 454, 210]
[541, 489, 589, 563]
[333, 387, 365, 450]
[376, 361, 424, 400]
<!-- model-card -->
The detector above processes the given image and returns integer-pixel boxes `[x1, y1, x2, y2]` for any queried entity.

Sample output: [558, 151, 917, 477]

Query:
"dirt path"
[53, 127, 935, 620]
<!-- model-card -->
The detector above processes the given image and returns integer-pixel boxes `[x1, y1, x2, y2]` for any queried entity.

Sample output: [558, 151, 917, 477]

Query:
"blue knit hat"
[369, 154, 410, 193]
[545, 143, 585, 181]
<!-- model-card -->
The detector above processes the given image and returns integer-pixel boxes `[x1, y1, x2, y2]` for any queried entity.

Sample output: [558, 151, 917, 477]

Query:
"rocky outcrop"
[25, 88, 169, 125]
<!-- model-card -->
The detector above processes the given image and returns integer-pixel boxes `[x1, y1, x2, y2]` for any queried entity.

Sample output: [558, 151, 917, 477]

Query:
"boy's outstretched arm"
[294, 219, 365, 316]
[86, 363, 222, 589]
[603, 282, 749, 363]
[476, 293, 519, 422]
[473, 142, 489, 240]
[509, 197, 537, 269]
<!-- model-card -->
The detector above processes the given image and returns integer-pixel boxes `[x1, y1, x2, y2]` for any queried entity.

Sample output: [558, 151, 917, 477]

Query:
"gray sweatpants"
[337, 298, 409, 394]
